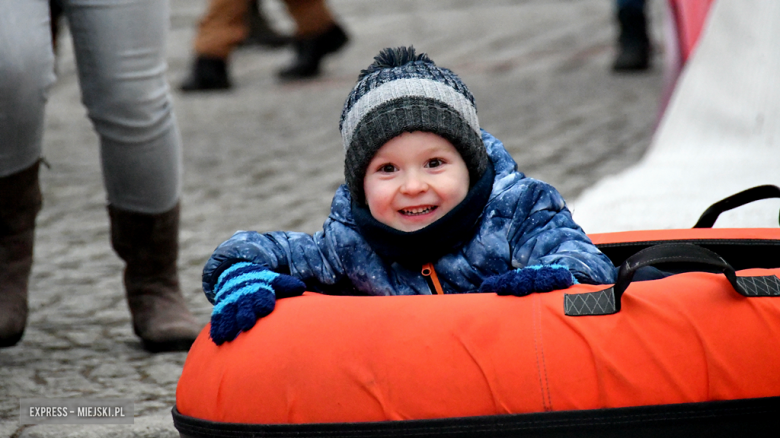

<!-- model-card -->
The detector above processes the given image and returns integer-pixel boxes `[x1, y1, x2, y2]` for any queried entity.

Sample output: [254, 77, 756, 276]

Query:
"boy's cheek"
[365, 194, 399, 228]
[366, 195, 392, 219]
[364, 180, 395, 208]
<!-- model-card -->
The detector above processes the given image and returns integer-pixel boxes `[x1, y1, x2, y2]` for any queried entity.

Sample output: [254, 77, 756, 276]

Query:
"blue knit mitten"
[210, 262, 305, 345]
[478, 265, 577, 296]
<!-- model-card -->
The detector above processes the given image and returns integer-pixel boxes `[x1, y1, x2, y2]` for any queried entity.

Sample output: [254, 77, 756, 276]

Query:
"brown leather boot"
[108, 203, 201, 353]
[0, 162, 42, 348]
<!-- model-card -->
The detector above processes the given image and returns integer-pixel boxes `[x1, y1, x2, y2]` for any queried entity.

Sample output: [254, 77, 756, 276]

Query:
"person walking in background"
[180, 0, 349, 91]
[0, 0, 201, 352]
[612, 0, 651, 71]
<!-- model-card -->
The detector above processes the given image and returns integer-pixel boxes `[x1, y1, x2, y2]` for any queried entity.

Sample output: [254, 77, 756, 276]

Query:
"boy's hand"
[202, 234, 267, 304]
[210, 262, 305, 345]
[478, 265, 576, 296]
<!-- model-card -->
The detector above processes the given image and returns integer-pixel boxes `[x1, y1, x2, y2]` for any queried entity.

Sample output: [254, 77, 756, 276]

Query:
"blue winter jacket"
[202, 131, 615, 302]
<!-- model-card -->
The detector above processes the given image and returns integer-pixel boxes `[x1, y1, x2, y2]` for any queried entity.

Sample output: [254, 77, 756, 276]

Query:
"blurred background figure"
[0, 0, 200, 352]
[612, 0, 651, 71]
[51, 0, 292, 51]
[241, 0, 292, 48]
[180, 0, 349, 91]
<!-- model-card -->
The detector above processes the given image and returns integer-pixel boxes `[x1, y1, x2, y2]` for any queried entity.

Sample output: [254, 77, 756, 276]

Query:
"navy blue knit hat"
[340, 46, 487, 205]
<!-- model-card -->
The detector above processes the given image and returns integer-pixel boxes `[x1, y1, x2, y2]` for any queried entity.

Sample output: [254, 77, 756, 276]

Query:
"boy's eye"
[426, 158, 444, 168]
[378, 164, 396, 173]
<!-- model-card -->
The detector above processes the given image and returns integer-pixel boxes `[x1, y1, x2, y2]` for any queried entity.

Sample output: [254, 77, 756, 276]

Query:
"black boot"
[0, 162, 42, 348]
[278, 23, 349, 80]
[241, 0, 291, 48]
[109, 203, 202, 352]
[612, 7, 651, 72]
[180, 56, 231, 92]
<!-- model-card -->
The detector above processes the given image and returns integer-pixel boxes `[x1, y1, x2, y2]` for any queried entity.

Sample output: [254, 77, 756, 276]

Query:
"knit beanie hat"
[340, 46, 488, 205]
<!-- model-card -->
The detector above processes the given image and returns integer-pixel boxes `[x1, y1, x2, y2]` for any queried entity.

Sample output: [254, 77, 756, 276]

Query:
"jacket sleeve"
[201, 229, 346, 304]
[506, 180, 616, 285]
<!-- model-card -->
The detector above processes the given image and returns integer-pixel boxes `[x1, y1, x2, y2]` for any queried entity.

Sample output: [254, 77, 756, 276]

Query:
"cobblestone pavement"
[0, 0, 663, 436]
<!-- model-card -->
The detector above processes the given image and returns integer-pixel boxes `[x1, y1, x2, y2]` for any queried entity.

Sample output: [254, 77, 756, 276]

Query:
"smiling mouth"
[399, 206, 438, 216]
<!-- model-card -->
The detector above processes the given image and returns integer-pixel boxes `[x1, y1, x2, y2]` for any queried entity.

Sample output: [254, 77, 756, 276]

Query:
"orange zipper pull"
[421, 263, 444, 295]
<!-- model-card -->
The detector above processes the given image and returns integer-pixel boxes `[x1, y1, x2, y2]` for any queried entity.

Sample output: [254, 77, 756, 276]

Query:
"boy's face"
[363, 131, 469, 232]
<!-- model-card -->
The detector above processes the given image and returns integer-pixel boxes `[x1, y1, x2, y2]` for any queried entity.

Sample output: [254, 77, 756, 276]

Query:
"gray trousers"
[0, 0, 181, 214]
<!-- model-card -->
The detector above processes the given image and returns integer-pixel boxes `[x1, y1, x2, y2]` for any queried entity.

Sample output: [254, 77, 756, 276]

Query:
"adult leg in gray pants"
[0, 0, 201, 352]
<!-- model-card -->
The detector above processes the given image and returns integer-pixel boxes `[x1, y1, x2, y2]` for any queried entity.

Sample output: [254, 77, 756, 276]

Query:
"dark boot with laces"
[241, 0, 291, 48]
[180, 56, 231, 92]
[612, 7, 651, 72]
[278, 23, 349, 80]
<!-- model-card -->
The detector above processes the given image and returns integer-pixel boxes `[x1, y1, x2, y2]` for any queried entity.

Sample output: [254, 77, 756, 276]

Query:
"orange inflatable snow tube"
[178, 274, 780, 419]
[173, 228, 780, 438]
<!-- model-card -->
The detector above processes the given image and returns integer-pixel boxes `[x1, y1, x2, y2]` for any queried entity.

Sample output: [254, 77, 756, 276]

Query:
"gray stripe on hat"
[341, 78, 480, 152]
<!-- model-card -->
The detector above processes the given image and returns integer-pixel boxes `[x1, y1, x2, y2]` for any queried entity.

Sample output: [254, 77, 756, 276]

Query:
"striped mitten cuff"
[210, 262, 305, 345]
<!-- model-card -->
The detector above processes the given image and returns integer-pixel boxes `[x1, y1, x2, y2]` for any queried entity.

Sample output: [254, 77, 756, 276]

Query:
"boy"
[203, 47, 616, 345]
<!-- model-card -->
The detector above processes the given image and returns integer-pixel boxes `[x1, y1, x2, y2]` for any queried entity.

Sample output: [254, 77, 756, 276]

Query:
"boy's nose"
[400, 173, 429, 195]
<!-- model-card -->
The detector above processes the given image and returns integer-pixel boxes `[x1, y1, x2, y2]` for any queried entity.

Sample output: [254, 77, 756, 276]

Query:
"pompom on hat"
[340, 46, 488, 205]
